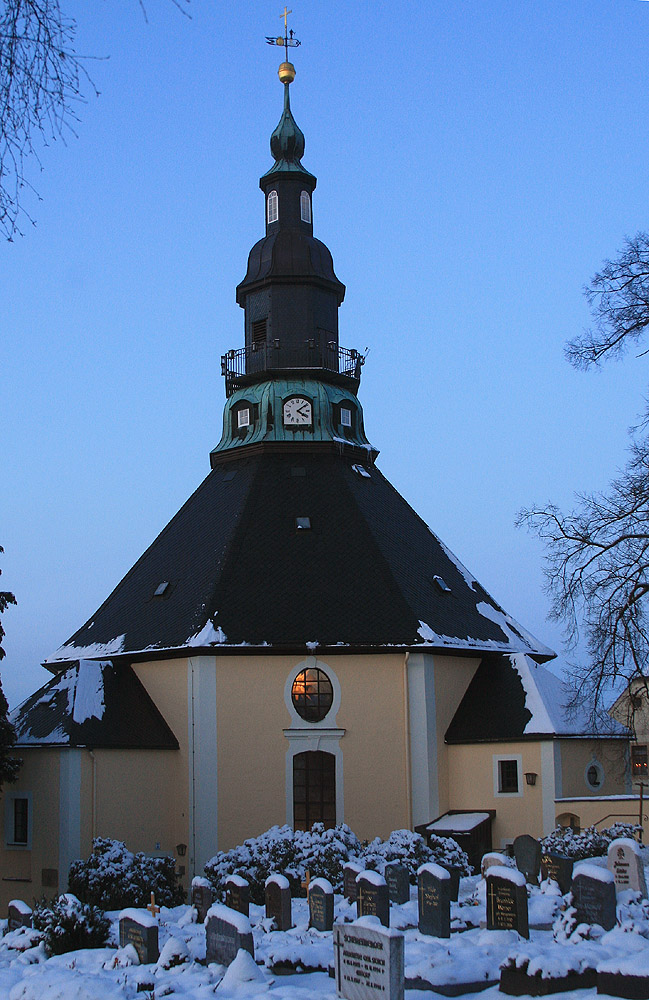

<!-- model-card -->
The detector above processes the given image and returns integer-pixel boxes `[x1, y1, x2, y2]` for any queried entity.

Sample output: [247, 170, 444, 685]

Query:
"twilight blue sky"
[3, 0, 649, 709]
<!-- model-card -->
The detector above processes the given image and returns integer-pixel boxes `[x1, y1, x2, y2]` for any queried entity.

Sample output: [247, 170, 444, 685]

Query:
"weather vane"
[266, 6, 301, 64]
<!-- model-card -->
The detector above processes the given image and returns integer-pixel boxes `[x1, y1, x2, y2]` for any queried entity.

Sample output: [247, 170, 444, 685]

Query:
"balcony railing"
[221, 342, 364, 396]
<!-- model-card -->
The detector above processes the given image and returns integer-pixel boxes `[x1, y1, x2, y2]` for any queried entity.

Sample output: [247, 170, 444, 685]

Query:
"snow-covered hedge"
[361, 828, 470, 881]
[540, 823, 641, 861]
[68, 837, 184, 910]
[32, 893, 110, 956]
[204, 824, 469, 903]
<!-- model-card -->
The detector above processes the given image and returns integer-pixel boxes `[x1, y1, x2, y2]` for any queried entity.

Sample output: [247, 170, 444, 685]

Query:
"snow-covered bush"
[32, 893, 110, 956]
[68, 837, 184, 910]
[540, 823, 641, 862]
[205, 823, 362, 903]
[360, 829, 470, 882]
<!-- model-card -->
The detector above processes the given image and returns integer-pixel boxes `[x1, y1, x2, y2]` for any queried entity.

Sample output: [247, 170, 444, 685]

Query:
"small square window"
[295, 517, 311, 530]
[632, 745, 648, 777]
[433, 575, 451, 593]
[340, 407, 352, 427]
[352, 464, 371, 478]
[237, 408, 251, 429]
[153, 581, 169, 597]
[498, 759, 519, 793]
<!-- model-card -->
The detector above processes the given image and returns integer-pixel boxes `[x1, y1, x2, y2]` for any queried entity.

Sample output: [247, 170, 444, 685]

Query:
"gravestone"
[119, 908, 159, 964]
[481, 852, 509, 878]
[571, 863, 616, 931]
[540, 852, 573, 895]
[607, 838, 648, 897]
[191, 876, 213, 924]
[265, 873, 292, 931]
[514, 834, 542, 885]
[439, 864, 462, 902]
[225, 874, 250, 916]
[308, 876, 334, 931]
[356, 870, 390, 928]
[343, 861, 363, 903]
[417, 863, 451, 938]
[485, 867, 529, 938]
[385, 862, 410, 905]
[334, 918, 404, 1000]
[7, 900, 32, 932]
[205, 902, 254, 966]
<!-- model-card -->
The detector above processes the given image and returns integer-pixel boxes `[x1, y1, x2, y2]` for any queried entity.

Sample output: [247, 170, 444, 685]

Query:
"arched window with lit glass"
[291, 667, 333, 722]
[300, 190, 311, 224]
[267, 189, 278, 224]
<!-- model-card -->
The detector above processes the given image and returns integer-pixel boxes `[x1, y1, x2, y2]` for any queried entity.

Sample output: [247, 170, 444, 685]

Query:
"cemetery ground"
[3, 832, 649, 999]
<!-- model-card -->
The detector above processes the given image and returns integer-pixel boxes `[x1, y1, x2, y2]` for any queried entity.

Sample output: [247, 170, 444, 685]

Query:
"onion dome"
[263, 80, 314, 179]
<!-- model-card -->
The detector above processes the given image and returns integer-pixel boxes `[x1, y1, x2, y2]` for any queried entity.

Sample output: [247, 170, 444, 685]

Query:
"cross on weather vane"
[266, 6, 301, 63]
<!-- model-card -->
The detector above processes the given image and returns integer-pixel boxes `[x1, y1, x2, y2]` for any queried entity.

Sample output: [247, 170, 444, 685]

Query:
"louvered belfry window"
[252, 319, 267, 346]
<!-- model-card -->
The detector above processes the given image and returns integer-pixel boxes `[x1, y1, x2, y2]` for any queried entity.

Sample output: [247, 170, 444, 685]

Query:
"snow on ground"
[4, 870, 649, 999]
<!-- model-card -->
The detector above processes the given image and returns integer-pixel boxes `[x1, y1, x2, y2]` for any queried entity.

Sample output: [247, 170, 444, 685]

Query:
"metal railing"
[221, 342, 364, 396]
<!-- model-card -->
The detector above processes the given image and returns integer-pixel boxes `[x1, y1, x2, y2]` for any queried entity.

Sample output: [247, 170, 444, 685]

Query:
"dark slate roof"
[46, 451, 554, 665]
[445, 653, 628, 742]
[11, 660, 178, 749]
[236, 230, 345, 304]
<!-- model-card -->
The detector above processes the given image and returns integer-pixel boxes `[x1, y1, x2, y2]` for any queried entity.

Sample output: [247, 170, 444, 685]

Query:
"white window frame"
[493, 754, 523, 798]
[340, 407, 352, 427]
[5, 792, 32, 850]
[300, 190, 311, 224]
[267, 189, 279, 224]
[237, 408, 251, 429]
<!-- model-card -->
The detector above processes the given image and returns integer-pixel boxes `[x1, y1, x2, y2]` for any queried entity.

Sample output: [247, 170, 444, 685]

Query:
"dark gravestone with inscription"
[343, 861, 363, 903]
[334, 920, 404, 1000]
[440, 864, 461, 902]
[417, 863, 451, 938]
[308, 876, 334, 932]
[265, 873, 292, 931]
[540, 852, 573, 895]
[191, 877, 213, 924]
[385, 862, 410, 905]
[356, 871, 390, 928]
[225, 874, 250, 916]
[205, 902, 254, 966]
[571, 864, 616, 931]
[7, 900, 32, 932]
[514, 834, 542, 885]
[485, 867, 529, 938]
[119, 909, 159, 964]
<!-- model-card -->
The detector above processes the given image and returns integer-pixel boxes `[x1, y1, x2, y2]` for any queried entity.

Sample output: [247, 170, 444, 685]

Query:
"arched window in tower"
[293, 750, 336, 831]
[267, 189, 279, 224]
[300, 190, 311, 224]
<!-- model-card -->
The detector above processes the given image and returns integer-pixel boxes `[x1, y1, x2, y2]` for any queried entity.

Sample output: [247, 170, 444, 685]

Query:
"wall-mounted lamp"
[176, 843, 187, 857]
[524, 772, 538, 786]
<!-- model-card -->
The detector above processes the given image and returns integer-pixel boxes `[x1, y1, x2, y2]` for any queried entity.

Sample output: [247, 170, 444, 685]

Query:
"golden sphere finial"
[278, 61, 296, 84]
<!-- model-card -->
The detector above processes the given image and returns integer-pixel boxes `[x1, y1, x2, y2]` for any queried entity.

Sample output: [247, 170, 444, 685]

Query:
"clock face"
[283, 396, 312, 426]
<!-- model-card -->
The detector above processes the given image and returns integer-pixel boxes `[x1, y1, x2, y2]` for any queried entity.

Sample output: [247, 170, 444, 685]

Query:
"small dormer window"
[237, 408, 251, 429]
[300, 190, 311, 224]
[340, 407, 352, 428]
[267, 190, 278, 224]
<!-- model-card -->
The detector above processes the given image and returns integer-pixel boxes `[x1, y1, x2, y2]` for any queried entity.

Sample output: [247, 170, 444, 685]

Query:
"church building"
[1, 52, 633, 906]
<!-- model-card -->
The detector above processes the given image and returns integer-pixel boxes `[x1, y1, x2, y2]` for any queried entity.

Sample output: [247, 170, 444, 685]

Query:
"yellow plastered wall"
[557, 738, 629, 799]
[447, 741, 546, 846]
[554, 796, 647, 838]
[432, 655, 481, 815]
[0, 749, 60, 910]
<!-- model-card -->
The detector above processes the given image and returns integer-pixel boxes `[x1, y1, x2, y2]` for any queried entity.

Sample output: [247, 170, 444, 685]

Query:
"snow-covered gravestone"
[308, 877, 334, 931]
[205, 902, 254, 966]
[356, 870, 390, 927]
[7, 900, 32, 932]
[607, 838, 647, 897]
[513, 834, 542, 885]
[344, 861, 363, 902]
[571, 862, 616, 931]
[540, 852, 573, 895]
[334, 917, 404, 1000]
[225, 874, 250, 916]
[385, 862, 410, 905]
[265, 873, 292, 931]
[481, 852, 509, 878]
[119, 908, 159, 964]
[485, 866, 529, 938]
[191, 876, 213, 924]
[417, 863, 450, 938]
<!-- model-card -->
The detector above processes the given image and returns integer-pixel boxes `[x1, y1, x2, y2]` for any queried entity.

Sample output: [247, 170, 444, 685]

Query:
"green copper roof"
[211, 378, 376, 458]
[262, 83, 315, 180]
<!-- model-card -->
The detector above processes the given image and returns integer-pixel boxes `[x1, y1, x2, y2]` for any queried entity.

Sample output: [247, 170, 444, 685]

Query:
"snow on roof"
[427, 812, 490, 833]
[187, 619, 227, 646]
[45, 635, 125, 665]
